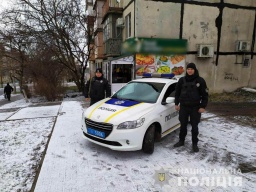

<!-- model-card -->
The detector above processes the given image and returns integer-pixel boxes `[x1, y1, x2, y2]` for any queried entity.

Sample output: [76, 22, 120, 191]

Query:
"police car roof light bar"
[142, 73, 175, 79]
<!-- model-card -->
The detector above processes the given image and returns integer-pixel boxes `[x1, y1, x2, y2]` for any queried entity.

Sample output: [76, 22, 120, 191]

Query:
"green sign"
[122, 38, 187, 55]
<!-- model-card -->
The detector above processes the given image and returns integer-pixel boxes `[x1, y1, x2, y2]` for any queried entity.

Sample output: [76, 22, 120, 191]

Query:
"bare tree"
[28, 43, 66, 101]
[0, 34, 25, 92]
[0, 0, 94, 91]
[0, 30, 30, 92]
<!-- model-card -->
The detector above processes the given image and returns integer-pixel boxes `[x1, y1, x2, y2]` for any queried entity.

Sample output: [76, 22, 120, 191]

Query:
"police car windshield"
[112, 82, 165, 103]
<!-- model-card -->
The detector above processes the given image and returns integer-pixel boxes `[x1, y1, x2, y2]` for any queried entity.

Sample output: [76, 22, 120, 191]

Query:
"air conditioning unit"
[236, 41, 250, 52]
[116, 18, 124, 27]
[197, 44, 214, 58]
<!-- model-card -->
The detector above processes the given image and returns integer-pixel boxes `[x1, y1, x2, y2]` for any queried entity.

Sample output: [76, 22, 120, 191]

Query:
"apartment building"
[86, 0, 256, 93]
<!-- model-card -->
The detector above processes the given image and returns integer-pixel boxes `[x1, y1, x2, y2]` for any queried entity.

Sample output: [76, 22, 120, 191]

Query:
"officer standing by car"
[173, 63, 208, 152]
[84, 68, 111, 106]
[4, 83, 14, 101]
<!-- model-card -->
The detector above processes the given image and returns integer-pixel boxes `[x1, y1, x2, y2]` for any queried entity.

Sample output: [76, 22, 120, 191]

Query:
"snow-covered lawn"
[0, 96, 255, 192]
[0, 117, 55, 191]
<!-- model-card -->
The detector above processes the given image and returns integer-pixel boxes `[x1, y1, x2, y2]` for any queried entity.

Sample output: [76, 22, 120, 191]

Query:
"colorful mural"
[135, 54, 186, 78]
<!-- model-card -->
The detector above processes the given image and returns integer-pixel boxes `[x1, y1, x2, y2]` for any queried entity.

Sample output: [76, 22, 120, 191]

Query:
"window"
[162, 83, 177, 102]
[112, 64, 132, 83]
[125, 13, 131, 38]
[113, 82, 165, 103]
[103, 18, 110, 41]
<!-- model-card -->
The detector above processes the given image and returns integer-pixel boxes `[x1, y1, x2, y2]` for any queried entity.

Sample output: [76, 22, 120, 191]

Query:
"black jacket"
[4, 84, 14, 94]
[175, 73, 208, 108]
[84, 76, 111, 101]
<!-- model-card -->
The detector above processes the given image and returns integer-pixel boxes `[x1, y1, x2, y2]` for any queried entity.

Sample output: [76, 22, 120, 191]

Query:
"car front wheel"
[142, 124, 155, 154]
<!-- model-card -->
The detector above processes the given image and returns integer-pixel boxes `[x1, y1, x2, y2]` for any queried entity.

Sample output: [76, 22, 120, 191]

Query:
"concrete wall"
[214, 56, 252, 92]
[220, 8, 254, 52]
[225, 0, 256, 7]
[182, 4, 255, 92]
[188, 0, 220, 3]
[135, 1, 181, 38]
[248, 57, 256, 87]
[120, 0, 256, 92]
[186, 0, 256, 5]
[183, 5, 219, 50]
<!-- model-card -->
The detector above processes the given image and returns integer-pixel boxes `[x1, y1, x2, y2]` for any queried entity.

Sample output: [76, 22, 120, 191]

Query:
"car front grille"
[85, 118, 113, 138]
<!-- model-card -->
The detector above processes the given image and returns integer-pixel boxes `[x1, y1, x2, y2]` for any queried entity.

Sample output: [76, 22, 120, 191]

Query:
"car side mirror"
[162, 97, 175, 105]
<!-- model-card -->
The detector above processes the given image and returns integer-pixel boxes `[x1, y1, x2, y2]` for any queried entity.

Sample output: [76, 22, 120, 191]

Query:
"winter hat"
[95, 68, 103, 73]
[186, 63, 197, 70]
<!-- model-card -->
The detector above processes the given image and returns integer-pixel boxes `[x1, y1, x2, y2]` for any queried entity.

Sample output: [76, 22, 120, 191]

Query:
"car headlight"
[117, 118, 145, 129]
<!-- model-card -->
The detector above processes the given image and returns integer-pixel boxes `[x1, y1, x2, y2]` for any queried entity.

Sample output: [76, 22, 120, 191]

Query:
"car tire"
[142, 124, 155, 154]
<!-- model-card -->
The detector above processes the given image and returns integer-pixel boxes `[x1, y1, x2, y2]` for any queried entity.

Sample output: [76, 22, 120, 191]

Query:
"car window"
[162, 83, 177, 102]
[112, 82, 165, 103]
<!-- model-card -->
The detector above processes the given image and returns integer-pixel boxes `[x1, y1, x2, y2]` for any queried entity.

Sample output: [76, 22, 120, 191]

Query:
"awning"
[110, 55, 134, 65]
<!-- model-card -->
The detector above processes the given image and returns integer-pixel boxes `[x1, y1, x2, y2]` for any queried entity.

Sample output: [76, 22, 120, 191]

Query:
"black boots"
[173, 141, 184, 147]
[174, 141, 199, 152]
[192, 144, 199, 152]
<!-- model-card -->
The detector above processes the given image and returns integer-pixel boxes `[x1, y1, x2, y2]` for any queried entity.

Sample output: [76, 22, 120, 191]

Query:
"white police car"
[81, 76, 180, 154]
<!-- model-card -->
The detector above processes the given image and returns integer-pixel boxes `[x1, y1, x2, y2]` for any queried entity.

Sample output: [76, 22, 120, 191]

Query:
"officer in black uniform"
[173, 63, 208, 152]
[84, 68, 111, 106]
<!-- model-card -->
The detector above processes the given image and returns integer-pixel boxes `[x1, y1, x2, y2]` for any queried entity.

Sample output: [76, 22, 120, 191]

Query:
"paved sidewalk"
[0, 94, 24, 106]
[34, 101, 86, 192]
[33, 101, 256, 192]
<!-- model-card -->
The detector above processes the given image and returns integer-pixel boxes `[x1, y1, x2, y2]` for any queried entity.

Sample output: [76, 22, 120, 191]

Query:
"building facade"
[86, 0, 256, 93]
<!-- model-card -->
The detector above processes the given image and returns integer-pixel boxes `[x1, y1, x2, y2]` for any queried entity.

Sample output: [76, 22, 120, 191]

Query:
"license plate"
[87, 127, 105, 139]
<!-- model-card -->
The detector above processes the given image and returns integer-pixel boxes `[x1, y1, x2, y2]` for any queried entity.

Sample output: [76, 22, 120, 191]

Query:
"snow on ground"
[0, 117, 56, 192]
[0, 112, 13, 121]
[242, 87, 256, 93]
[0, 95, 255, 192]
[8, 105, 60, 120]
[0, 94, 30, 109]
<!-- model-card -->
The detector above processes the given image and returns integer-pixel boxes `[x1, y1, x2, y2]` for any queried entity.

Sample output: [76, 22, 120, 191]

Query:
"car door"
[158, 83, 179, 135]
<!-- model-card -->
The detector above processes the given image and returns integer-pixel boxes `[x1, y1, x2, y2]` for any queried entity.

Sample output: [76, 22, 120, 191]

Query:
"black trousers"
[178, 105, 201, 144]
[6, 93, 11, 101]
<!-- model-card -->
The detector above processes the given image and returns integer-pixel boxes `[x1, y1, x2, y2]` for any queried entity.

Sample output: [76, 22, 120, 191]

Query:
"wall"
[123, 1, 135, 39]
[249, 57, 256, 87]
[121, 0, 256, 93]
[135, 1, 180, 38]
[183, 3, 255, 92]
[225, 0, 256, 7]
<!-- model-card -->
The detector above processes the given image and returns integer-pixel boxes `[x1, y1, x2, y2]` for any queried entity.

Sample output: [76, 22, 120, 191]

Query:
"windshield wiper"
[123, 98, 138, 102]
[112, 95, 138, 102]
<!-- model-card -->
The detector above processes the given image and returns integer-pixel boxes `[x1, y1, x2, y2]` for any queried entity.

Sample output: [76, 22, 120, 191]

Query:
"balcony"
[102, 0, 123, 20]
[104, 38, 122, 57]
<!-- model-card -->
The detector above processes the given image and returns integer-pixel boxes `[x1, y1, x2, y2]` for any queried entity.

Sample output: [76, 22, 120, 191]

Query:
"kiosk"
[107, 38, 187, 94]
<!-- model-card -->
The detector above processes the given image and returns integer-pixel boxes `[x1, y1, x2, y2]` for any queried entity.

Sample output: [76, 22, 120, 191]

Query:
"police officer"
[174, 63, 208, 152]
[84, 68, 111, 106]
